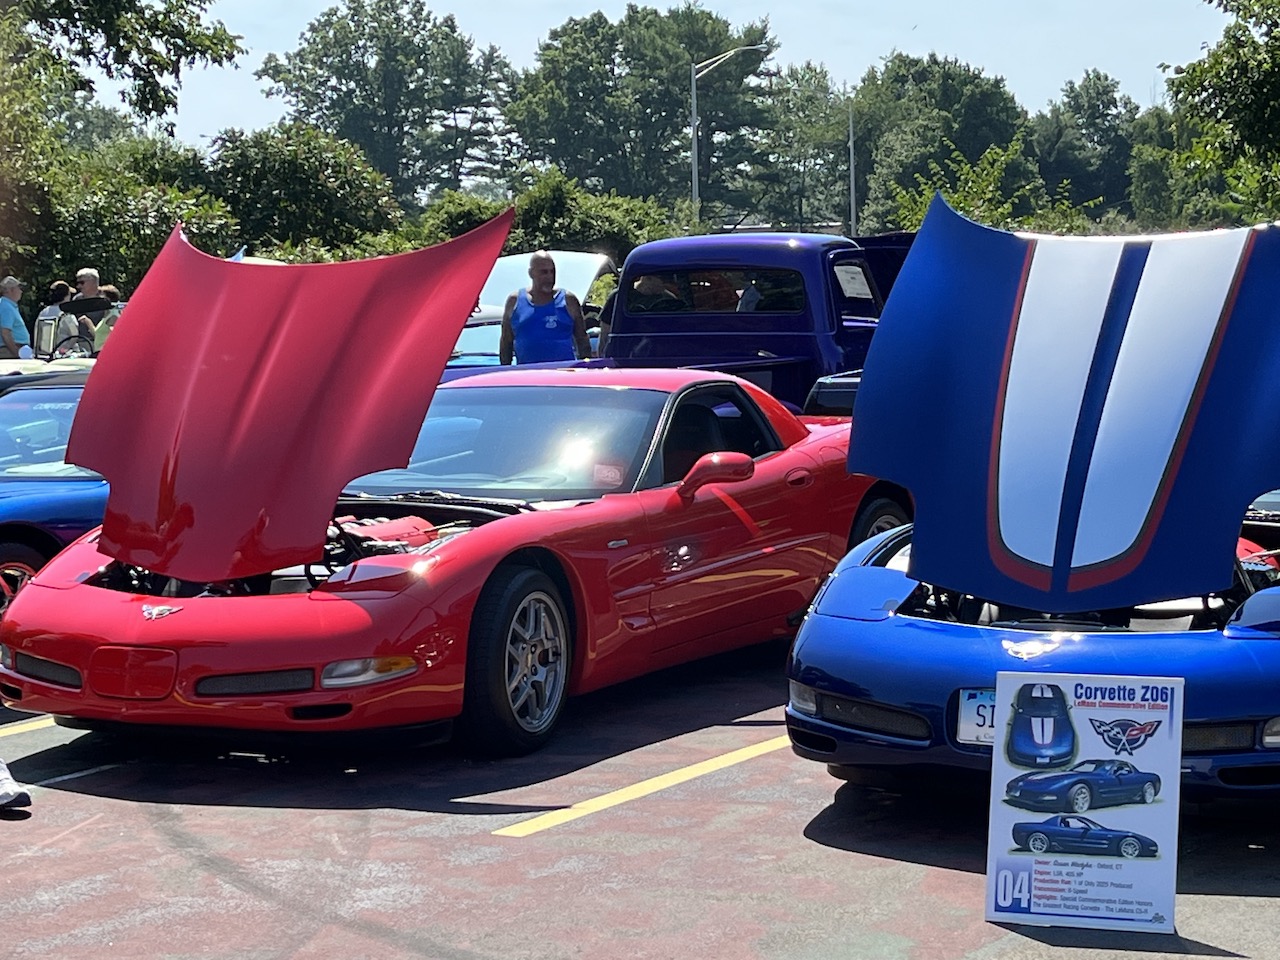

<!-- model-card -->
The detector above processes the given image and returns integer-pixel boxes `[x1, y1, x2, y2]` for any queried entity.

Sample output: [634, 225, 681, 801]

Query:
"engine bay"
[85, 494, 524, 598]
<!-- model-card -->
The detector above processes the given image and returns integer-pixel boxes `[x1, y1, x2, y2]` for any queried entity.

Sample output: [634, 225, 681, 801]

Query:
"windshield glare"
[0, 386, 98, 480]
[349, 385, 666, 501]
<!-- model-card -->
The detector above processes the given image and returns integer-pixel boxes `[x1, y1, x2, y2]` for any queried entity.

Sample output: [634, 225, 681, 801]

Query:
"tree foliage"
[852, 53, 1025, 232]
[507, 3, 772, 216]
[892, 136, 1096, 234]
[258, 1, 512, 201]
[752, 63, 850, 230]
[22, 0, 243, 120]
[208, 122, 402, 248]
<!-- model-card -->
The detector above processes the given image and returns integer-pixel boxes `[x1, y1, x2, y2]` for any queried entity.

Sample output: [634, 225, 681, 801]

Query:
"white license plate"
[956, 688, 997, 745]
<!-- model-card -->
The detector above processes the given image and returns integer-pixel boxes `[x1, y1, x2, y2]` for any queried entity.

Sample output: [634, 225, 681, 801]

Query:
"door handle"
[785, 469, 813, 487]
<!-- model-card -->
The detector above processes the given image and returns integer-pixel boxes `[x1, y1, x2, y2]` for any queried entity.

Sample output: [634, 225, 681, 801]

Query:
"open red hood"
[67, 211, 513, 582]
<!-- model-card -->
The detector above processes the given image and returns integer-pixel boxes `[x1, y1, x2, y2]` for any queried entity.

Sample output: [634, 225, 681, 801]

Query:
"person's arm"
[566, 292, 590, 360]
[596, 290, 616, 357]
[0, 324, 17, 357]
[499, 293, 517, 365]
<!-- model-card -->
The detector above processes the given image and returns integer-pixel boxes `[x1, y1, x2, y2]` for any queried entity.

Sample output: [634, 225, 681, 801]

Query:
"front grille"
[1183, 722, 1256, 754]
[818, 693, 932, 740]
[194, 669, 314, 697]
[15, 652, 82, 689]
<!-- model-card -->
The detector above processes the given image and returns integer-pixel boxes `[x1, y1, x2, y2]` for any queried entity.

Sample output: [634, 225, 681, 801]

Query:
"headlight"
[1263, 717, 1280, 748]
[789, 680, 818, 716]
[320, 656, 416, 689]
[0, 644, 10, 669]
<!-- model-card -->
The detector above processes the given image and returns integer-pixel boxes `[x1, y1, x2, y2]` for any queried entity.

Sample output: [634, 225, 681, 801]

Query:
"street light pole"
[690, 43, 768, 224]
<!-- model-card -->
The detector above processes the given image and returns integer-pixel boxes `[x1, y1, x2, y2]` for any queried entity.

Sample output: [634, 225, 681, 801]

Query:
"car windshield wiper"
[342, 489, 535, 512]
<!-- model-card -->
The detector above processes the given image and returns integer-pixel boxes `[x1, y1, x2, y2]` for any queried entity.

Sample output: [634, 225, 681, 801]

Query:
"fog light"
[1263, 718, 1280, 748]
[320, 656, 415, 689]
[789, 680, 818, 716]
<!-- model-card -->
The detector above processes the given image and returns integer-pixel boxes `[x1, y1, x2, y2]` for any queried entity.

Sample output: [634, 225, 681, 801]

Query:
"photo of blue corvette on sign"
[1011, 816, 1159, 859]
[1006, 682, 1076, 769]
[1006, 759, 1161, 813]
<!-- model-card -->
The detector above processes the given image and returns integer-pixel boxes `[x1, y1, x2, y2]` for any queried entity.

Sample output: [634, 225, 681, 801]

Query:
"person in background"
[499, 251, 590, 365]
[0, 276, 32, 359]
[36, 280, 79, 351]
[0, 758, 30, 808]
[91, 284, 124, 353]
[72, 266, 109, 332]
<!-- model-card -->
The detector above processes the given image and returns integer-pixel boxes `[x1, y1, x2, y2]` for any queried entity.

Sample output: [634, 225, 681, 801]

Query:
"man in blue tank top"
[499, 251, 591, 364]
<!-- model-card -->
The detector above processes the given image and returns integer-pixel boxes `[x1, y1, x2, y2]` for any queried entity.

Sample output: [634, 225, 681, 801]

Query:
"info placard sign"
[985, 671, 1183, 934]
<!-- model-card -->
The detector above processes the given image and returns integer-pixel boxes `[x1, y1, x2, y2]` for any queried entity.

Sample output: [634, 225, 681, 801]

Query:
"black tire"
[1026, 832, 1051, 854]
[1117, 836, 1142, 859]
[1067, 783, 1092, 814]
[0, 542, 47, 612]
[850, 497, 909, 547]
[460, 566, 572, 756]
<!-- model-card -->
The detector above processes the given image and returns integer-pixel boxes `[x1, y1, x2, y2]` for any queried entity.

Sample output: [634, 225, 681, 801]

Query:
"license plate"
[957, 688, 997, 745]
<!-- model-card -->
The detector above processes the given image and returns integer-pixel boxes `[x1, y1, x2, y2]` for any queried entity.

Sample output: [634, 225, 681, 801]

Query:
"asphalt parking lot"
[1, 639, 1277, 960]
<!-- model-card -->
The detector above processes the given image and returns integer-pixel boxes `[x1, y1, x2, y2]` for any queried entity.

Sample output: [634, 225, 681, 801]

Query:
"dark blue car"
[1011, 815, 1158, 859]
[0, 372, 103, 604]
[1006, 682, 1075, 769]
[784, 200, 1280, 799]
[1006, 759, 1161, 813]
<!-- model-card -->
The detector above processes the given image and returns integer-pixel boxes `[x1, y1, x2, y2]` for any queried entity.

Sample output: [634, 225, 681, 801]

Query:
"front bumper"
[0, 582, 467, 733]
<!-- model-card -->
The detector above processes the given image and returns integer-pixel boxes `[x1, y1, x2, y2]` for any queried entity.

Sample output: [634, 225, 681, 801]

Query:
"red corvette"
[0, 219, 910, 754]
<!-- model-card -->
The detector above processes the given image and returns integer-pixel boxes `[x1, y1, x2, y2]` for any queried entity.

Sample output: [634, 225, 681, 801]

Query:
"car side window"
[640, 385, 782, 489]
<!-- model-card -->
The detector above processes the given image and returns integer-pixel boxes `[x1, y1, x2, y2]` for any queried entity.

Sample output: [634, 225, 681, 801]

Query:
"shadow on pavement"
[804, 776, 1280, 899]
[7, 638, 790, 815]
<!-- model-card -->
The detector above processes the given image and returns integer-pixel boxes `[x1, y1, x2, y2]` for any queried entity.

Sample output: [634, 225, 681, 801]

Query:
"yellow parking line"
[0, 716, 54, 738]
[493, 734, 790, 838]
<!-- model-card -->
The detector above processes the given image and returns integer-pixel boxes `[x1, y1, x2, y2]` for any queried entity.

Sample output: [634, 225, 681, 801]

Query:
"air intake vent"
[194, 669, 314, 697]
[818, 693, 931, 740]
[1183, 722, 1256, 754]
[15, 652, 82, 689]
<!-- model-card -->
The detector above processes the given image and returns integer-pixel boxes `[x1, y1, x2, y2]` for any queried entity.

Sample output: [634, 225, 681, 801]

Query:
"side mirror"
[677, 452, 754, 501]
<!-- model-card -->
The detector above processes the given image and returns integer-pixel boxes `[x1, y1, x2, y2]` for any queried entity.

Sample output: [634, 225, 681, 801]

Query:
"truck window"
[831, 260, 881, 320]
[625, 269, 807, 316]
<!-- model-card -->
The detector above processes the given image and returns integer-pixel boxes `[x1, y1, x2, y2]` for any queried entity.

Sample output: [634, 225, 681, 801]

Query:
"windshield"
[0, 386, 98, 480]
[451, 322, 502, 360]
[348, 384, 666, 501]
[1070, 760, 1104, 773]
[479, 252, 609, 306]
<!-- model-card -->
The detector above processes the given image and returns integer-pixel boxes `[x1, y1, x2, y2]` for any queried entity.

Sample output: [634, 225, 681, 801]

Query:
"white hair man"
[0, 276, 32, 359]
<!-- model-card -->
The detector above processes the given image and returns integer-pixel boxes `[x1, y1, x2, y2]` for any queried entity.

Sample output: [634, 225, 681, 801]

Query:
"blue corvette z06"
[1006, 759, 1160, 813]
[1011, 816, 1158, 859]
[786, 200, 1280, 798]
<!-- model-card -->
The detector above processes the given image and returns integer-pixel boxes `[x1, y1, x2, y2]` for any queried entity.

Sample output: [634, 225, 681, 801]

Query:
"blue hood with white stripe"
[849, 197, 1280, 612]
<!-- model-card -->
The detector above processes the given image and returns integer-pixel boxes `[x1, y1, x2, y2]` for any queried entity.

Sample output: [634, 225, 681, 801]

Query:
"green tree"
[1167, 0, 1280, 220]
[22, 0, 243, 120]
[751, 63, 849, 229]
[892, 136, 1096, 234]
[38, 179, 238, 292]
[257, 1, 512, 201]
[1029, 70, 1138, 213]
[852, 52, 1026, 231]
[507, 3, 772, 217]
[207, 123, 402, 248]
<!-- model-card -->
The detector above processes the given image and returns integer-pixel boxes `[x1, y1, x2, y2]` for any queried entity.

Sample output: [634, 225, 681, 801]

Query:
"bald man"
[500, 251, 590, 364]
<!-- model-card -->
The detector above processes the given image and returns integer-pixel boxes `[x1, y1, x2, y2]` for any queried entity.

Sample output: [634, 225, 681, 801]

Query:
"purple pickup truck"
[602, 231, 913, 413]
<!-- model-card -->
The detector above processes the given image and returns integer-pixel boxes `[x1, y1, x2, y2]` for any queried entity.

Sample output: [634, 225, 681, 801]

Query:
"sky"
[99, 0, 1232, 145]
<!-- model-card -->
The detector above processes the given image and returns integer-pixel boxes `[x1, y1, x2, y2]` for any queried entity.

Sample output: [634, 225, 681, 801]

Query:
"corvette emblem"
[1090, 717, 1162, 755]
[141, 604, 182, 621]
